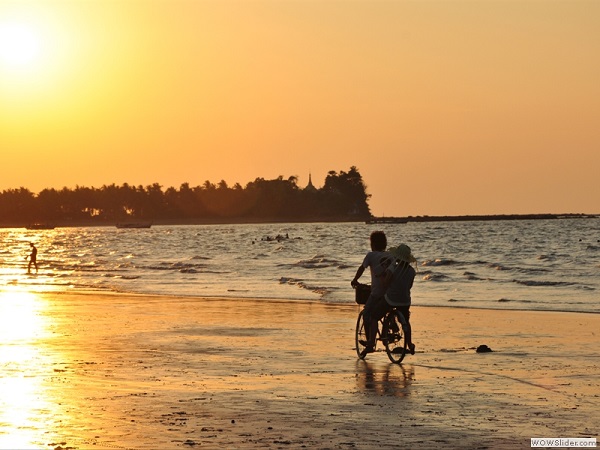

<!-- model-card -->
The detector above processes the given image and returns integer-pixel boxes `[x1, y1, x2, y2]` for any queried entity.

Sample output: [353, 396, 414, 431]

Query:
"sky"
[0, 0, 598, 217]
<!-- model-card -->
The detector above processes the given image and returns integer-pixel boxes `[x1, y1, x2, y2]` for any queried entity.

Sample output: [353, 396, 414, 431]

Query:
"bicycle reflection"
[356, 361, 414, 397]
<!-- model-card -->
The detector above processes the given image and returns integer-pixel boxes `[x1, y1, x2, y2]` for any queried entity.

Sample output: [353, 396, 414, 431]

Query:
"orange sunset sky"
[1, 0, 598, 217]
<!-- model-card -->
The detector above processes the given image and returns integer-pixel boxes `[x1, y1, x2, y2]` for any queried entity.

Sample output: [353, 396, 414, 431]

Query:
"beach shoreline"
[2, 212, 597, 229]
[1, 291, 598, 449]
[37, 289, 600, 316]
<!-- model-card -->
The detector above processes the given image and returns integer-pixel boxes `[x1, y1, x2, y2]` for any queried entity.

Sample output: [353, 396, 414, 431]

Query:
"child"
[383, 244, 417, 355]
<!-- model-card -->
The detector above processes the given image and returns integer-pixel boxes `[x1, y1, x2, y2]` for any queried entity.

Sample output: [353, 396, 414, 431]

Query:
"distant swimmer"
[28, 242, 38, 274]
[261, 233, 290, 242]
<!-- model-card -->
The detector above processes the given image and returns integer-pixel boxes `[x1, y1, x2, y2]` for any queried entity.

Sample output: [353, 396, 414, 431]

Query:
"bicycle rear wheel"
[383, 311, 407, 364]
[355, 310, 368, 359]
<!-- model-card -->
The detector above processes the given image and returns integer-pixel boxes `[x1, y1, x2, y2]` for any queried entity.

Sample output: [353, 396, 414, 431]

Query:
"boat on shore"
[26, 223, 56, 230]
[116, 222, 152, 229]
[366, 217, 407, 224]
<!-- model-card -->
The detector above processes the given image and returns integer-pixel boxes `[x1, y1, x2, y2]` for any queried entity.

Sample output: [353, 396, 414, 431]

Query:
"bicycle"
[353, 283, 408, 364]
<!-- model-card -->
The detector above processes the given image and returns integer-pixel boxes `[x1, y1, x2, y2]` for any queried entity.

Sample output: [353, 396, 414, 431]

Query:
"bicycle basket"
[355, 284, 371, 305]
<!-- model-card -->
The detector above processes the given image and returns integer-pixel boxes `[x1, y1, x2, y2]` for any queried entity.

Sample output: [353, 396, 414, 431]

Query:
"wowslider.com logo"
[531, 438, 596, 448]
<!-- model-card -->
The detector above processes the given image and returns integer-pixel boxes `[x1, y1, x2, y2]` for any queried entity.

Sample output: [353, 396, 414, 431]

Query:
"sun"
[0, 22, 41, 68]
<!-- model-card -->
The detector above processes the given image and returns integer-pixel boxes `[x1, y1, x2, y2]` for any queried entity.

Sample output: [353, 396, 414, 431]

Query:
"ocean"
[1, 218, 598, 313]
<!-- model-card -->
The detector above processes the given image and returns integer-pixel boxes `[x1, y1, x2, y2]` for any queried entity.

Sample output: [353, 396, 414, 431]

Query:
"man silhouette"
[28, 242, 38, 274]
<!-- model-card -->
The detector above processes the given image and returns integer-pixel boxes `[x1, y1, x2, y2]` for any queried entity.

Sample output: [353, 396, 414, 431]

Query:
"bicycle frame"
[355, 306, 408, 364]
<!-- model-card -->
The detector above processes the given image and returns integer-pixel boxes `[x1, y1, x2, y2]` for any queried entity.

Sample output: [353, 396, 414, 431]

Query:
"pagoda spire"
[305, 171, 317, 192]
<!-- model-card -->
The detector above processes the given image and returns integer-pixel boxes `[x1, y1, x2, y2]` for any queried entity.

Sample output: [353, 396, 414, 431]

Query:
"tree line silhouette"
[0, 167, 371, 225]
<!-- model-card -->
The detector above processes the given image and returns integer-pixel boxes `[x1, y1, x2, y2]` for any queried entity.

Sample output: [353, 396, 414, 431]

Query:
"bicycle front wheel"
[355, 310, 368, 359]
[383, 310, 407, 364]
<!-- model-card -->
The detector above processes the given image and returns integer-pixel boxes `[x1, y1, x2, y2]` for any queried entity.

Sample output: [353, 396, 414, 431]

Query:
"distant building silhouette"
[304, 172, 317, 193]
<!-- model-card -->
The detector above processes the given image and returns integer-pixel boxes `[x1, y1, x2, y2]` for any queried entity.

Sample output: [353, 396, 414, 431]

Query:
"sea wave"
[279, 277, 330, 295]
[514, 267, 550, 274]
[2, 220, 599, 313]
[512, 279, 575, 287]
[537, 254, 556, 261]
[292, 255, 346, 269]
[463, 271, 484, 281]
[143, 262, 209, 271]
[497, 298, 536, 304]
[422, 273, 450, 282]
[421, 258, 458, 267]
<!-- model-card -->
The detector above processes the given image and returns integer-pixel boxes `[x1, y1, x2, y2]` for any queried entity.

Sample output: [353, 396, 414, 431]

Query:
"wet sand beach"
[1, 292, 598, 449]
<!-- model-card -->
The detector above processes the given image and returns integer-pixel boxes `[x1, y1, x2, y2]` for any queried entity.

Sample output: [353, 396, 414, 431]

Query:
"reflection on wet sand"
[1, 292, 597, 449]
[0, 290, 55, 449]
[356, 360, 415, 397]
